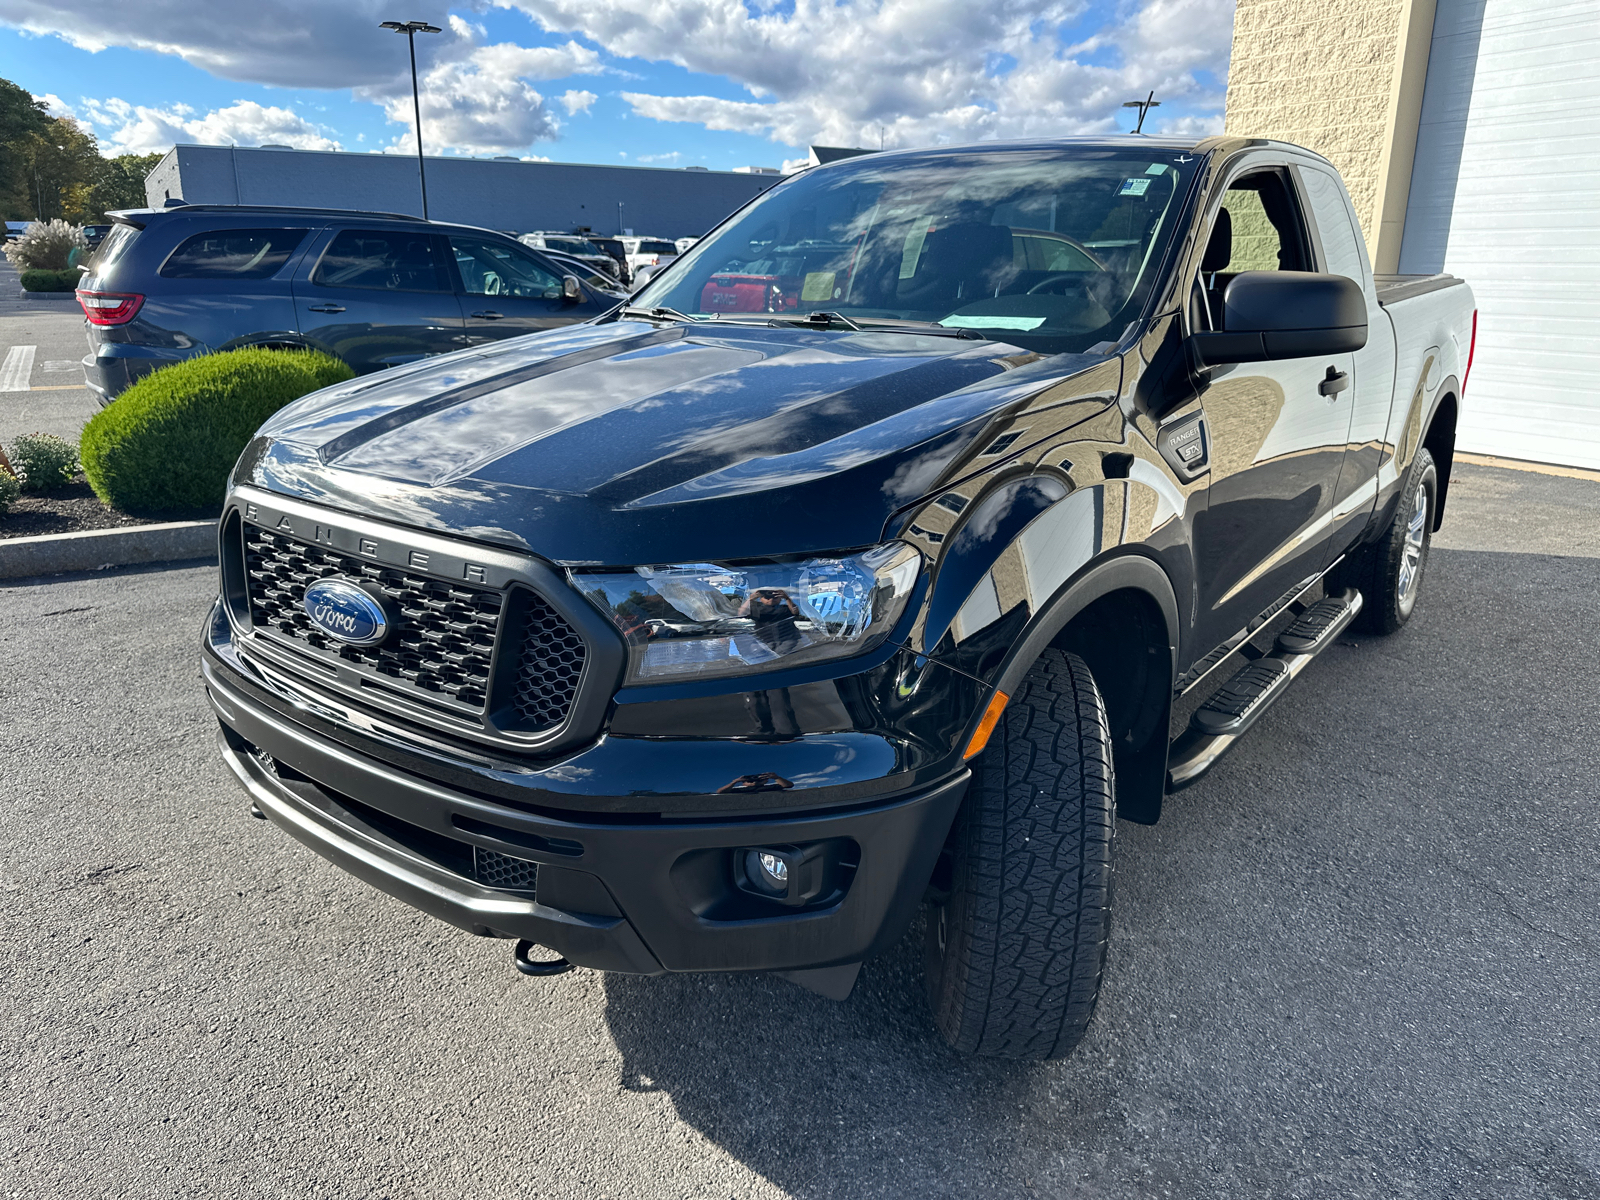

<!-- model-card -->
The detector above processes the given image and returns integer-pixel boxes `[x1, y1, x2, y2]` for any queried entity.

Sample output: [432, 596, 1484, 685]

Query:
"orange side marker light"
[962, 690, 1011, 760]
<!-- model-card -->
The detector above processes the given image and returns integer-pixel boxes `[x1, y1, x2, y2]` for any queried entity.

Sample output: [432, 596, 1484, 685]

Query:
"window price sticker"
[1119, 177, 1152, 196]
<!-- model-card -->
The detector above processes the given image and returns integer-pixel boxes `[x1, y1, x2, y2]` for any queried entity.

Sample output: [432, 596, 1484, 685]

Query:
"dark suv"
[77, 205, 619, 403]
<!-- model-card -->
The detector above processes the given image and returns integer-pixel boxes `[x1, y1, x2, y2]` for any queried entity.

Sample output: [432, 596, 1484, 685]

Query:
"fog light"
[738, 843, 829, 906]
[756, 852, 788, 887]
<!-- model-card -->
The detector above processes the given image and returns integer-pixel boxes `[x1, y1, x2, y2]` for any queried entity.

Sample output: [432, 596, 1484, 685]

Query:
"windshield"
[633, 146, 1200, 354]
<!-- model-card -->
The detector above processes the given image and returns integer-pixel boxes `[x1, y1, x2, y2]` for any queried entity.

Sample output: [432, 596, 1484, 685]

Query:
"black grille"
[244, 524, 503, 710]
[510, 590, 588, 731]
[473, 847, 539, 891]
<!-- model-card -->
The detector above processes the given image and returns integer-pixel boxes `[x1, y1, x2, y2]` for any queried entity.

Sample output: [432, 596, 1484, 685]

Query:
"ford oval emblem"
[303, 579, 390, 646]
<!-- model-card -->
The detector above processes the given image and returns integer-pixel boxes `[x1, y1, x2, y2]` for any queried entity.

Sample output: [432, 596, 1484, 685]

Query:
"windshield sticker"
[899, 224, 932, 279]
[939, 315, 1048, 331]
[1119, 178, 1152, 196]
[801, 271, 838, 302]
[1145, 163, 1168, 175]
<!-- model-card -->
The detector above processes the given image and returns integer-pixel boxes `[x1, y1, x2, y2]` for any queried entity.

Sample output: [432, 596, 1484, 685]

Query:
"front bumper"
[205, 633, 968, 979]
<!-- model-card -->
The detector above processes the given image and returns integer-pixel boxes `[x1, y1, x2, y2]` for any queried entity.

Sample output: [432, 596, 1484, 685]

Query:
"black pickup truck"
[202, 135, 1476, 1060]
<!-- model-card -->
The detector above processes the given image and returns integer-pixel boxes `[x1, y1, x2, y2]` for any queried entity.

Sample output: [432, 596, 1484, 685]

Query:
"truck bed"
[1375, 273, 1464, 307]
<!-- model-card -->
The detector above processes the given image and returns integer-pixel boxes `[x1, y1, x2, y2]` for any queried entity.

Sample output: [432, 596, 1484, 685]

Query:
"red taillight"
[76, 290, 144, 325]
[1462, 308, 1477, 394]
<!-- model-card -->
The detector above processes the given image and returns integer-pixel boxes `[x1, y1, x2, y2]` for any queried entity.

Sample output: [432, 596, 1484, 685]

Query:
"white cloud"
[559, 89, 598, 115]
[504, 0, 1234, 149]
[1, 0, 1236, 157]
[355, 33, 604, 154]
[1, 2, 609, 156]
[74, 97, 342, 154]
[636, 150, 680, 162]
[32, 92, 75, 119]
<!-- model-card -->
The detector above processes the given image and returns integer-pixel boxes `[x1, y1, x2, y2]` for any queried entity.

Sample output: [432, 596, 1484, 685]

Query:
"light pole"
[381, 20, 442, 219]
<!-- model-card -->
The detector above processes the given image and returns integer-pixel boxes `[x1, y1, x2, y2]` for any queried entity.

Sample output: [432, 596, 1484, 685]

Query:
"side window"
[313, 230, 447, 292]
[1299, 168, 1370, 285]
[451, 237, 562, 298]
[160, 228, 308, 279]
[1209, 170, 1312, 275]
[1194, 167, 1312, 329]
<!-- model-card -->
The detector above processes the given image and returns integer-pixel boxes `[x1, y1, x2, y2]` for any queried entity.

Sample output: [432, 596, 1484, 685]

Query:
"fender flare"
[992, 551, 1180, 700]
[977, 551, 1181, 825]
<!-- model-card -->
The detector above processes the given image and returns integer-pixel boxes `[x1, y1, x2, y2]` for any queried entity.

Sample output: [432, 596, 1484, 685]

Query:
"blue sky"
[0, 0, 1236, 171]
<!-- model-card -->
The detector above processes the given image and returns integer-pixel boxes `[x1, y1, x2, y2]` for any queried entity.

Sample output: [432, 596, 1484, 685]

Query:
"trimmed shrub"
[19, 268, 80, 292]
[80, 348, 355, 516]
[0, 466, 19, 517]
[7, 432, 80, 490]
[3, 219, 85, 272]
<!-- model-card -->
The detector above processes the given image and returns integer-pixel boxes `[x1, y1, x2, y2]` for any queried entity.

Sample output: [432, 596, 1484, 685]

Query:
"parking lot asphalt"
[0, 298, 98, 445]
[2, 463, 1597, 1200]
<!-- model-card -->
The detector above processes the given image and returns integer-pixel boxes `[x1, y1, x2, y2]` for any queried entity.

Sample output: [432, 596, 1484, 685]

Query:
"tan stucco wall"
[1224, 0, 1436, 272]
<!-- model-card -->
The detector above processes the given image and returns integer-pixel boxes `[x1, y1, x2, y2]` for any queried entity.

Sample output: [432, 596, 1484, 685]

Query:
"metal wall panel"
[146, 146, 780, 242]
[1400, 0, 1600, 468]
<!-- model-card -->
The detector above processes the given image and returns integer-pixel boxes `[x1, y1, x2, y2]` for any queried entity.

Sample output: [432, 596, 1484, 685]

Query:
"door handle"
[307, 303, 345, 314]
[1318, 368, 1350, 398]
[469, 310, 504, 320]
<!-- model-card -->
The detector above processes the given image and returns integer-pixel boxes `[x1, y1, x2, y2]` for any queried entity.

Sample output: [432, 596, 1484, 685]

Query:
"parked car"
[4, 220, 33, 243]
[518, 232, 623, 282]
[203, 135, 1474, 1059]
[586, 236, 632, 284]
[619, 235, 680, 281]
[74, 205, 614, 403]
[81, 223, 113, 250]
[538, 250, 628, 299]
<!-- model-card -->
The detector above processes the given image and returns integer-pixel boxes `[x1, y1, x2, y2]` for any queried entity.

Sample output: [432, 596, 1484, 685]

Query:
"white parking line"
[0, 344, 36, 392]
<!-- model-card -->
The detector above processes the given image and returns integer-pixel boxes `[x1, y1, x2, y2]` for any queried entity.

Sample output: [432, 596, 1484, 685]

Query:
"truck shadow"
[599, 910, 1136, 1198]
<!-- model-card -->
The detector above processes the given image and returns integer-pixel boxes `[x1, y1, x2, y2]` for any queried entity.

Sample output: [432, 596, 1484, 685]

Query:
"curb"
[13, 290, 76, 300]
[0, 520, 216, 581]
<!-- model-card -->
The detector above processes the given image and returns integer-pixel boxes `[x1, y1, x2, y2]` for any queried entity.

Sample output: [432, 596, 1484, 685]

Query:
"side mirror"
[562, 274, 584, 303]
[1189, 271, 1366, 365]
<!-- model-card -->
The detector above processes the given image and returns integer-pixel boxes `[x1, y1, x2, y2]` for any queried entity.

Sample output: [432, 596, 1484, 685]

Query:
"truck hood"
[244, 318, 1118, 564]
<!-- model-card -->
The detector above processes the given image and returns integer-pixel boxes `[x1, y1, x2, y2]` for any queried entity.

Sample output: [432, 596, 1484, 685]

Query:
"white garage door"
[1400, 0, 1600, 469]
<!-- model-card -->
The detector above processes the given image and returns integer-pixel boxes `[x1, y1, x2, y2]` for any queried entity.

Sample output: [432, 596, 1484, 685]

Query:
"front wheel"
[924, 648, 1115, 1059]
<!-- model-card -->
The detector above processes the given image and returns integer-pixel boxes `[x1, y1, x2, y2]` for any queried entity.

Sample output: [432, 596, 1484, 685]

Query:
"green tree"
[25, 116, 101, 223]
[0, 77, 53, 220]
[87, 153, 163, 218]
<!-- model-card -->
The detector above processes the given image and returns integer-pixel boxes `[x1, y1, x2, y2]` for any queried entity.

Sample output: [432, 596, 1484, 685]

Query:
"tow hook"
[514, 939, 574, 977]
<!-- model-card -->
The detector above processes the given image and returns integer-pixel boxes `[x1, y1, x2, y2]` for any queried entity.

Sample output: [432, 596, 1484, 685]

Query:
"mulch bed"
[0, 478, 195, 540]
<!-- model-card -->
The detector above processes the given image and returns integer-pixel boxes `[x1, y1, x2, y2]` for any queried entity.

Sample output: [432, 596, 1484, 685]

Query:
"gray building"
[143, 145, 781, 240]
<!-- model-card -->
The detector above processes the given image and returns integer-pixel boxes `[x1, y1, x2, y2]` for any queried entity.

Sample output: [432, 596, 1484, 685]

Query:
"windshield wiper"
[838, 316, 984, 340]
[763, 311, 982, 339]
[616, 305, 701, 324]
[785, 310, 861, 331]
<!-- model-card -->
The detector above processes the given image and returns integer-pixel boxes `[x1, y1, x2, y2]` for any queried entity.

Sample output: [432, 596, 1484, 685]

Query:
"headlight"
[572, 542, 922, 684]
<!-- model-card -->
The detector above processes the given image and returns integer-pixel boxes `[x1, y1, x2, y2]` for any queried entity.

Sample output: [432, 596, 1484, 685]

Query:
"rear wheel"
[924, 648, 1115, 1059]
[1334, 446, 1437, 634]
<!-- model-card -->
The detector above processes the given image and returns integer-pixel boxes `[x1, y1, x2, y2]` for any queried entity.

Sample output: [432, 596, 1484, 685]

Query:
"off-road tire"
[1332, 446, 1437, 635]
[924, 648, 1115, 1059]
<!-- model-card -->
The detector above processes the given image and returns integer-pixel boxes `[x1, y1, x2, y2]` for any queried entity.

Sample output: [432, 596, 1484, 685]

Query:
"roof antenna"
[1123, 91, 1160, 134]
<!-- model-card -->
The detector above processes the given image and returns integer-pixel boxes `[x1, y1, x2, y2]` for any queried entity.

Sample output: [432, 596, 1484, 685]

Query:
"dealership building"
[1227, 0, 1600, 469]
[142, 144, 781, 242]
